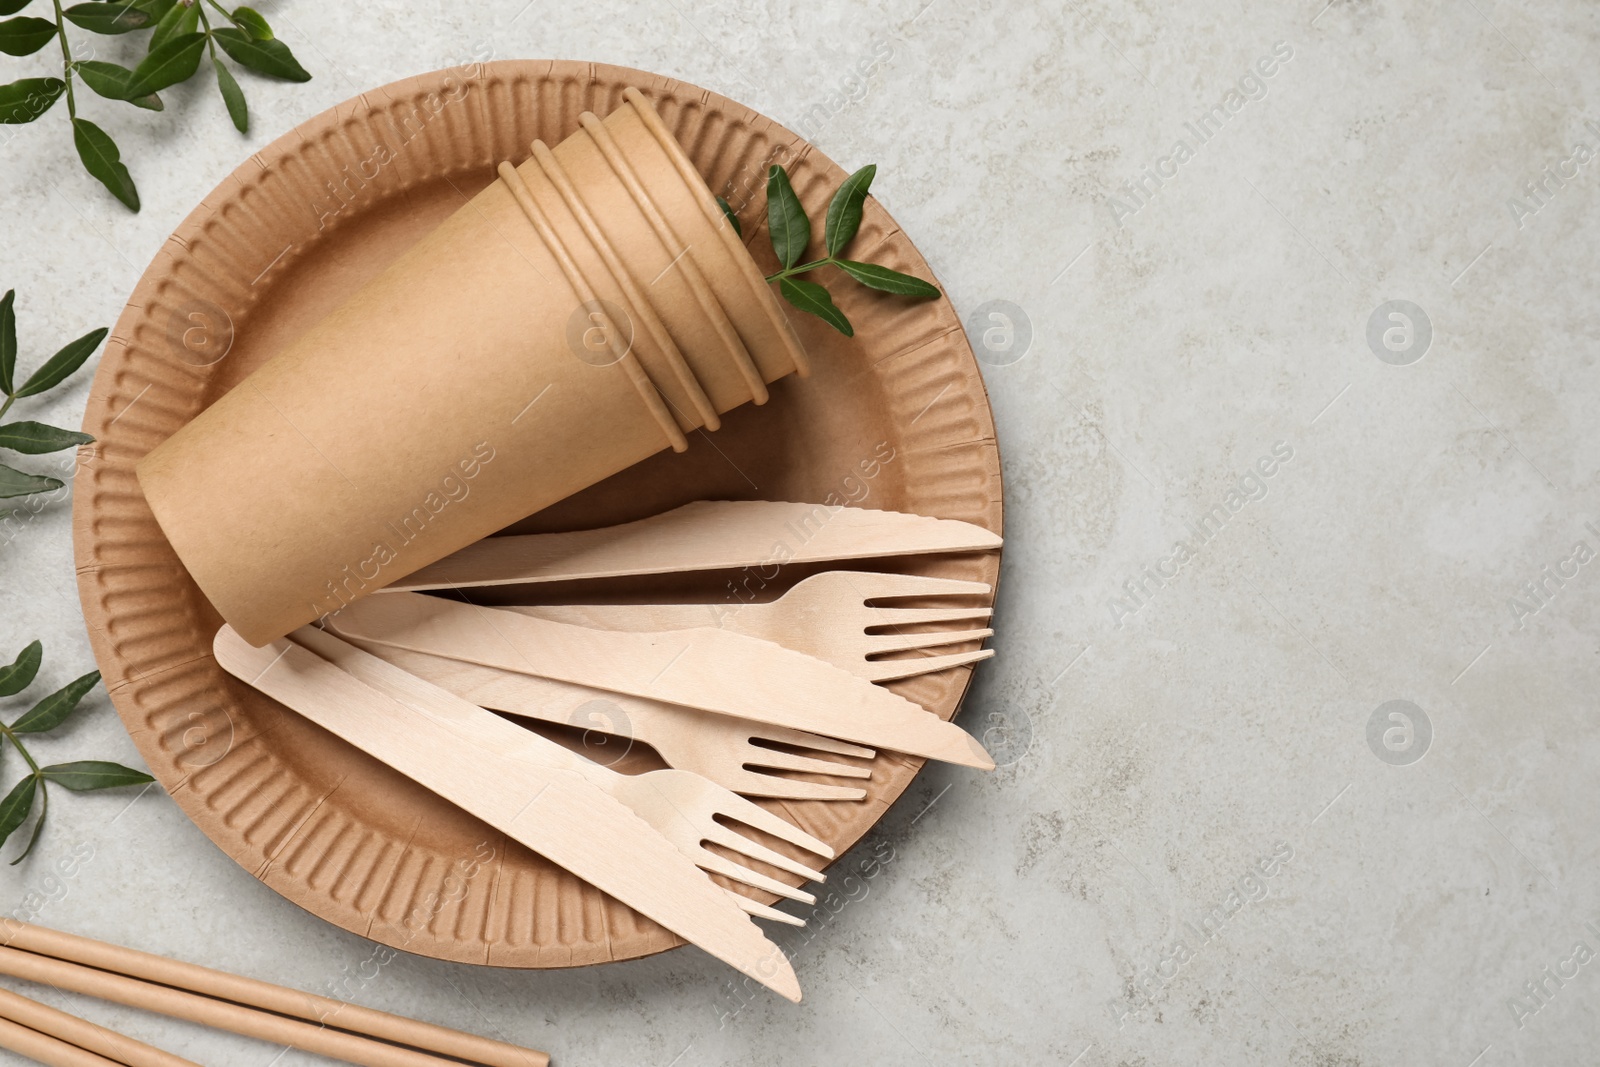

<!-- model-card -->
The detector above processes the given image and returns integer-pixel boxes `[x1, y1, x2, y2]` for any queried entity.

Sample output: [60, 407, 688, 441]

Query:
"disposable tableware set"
[134, 88, 1007, 1002]
[214, 498, 1002, 1000]
[38, 71, 1002, 1065]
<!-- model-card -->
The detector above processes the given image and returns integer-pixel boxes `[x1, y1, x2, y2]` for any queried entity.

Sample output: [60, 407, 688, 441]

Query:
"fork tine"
[751, 730, 875, 759]
[867, 628, 994, 656]
[863, 647, 995, 683]
[864, 605, 994, 628]
[698, 850, 817, 903]
[705, 824, 828, 884]
[732, 894, 805, 926]
[713, 794, 834, 859]
[745, 747, 873, 780]
[834, 572, 993, 600]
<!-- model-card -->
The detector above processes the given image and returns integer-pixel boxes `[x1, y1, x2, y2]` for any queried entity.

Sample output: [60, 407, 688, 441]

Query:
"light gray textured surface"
[2, 0, 1599, 1063]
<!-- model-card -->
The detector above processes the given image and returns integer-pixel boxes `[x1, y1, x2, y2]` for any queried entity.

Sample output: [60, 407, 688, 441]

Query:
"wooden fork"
[219, 628, 799, 1000]
[327, 594, 995, 768]
[294, 627, 831, 923]
[500, 571, 995, 682]
[357, 643, 876, 801]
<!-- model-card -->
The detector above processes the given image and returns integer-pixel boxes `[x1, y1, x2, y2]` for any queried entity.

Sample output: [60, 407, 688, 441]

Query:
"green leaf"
[779, 277, 852, 337]
[13, 671, 100, 734]
[834, 259, 940, 298]
[0, 0, 32, 16]
[126, 30, 204, 96]
[41, 761, 153, 791]
[72, 117, 140, 210]
[144, 0, 193, 51]
[129, 0, 172, 15]
[0, 289, 14, 395]
[213, 57, 246, 132]
[824, 164, 875, 257]
[715, 195, 741, 238]
[0, 776, 37, 854]
[75, 60, 163, 109]
[0, 14, 53, 55]
[15, 326, 107, 397]
[230, 4, 269, 38]
[63, 2, 152, 33]
[765, 165, 809, 270]
[0, 463, 61, 498]
[0, 641, 41, 698]
[0, 77, 64, 123]
[0, 421, 93, 454]
[72, 59, 133, 97]
[11, 790, 45, 864]
[212, 27, 308, 81]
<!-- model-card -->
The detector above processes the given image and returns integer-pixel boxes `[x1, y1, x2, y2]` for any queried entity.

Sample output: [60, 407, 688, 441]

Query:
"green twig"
[0, 721, 44, 865]
[48, 0, 76, 121]
[2, 0, 311, 208]
[756, 163, 939, 336]
[0, 644, 154, 865]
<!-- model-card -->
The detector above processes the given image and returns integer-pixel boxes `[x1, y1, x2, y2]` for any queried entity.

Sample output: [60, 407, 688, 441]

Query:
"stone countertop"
[2, 0, 1598, 1063]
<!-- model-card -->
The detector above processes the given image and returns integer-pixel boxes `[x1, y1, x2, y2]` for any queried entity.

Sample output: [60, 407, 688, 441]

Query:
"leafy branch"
[0, 641, 153, 864]
[729, 163, 939, 338]
[0, 288, 101, 501]
[0, 0, 311, 210]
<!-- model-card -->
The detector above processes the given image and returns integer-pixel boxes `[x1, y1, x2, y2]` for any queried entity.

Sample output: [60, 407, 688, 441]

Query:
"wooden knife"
[385, 500, 1001, 591]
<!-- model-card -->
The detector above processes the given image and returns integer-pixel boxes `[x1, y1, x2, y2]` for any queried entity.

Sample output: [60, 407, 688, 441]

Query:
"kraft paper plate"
[73, 60, 1003, 967]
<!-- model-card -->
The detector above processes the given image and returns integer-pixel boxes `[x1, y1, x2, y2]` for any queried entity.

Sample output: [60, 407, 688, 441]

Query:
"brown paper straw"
[0, 943, 445, 1067]
[0, 1012, 126, 1067]
[0, 921, 545, 1067]
[0, 985, 196, 1067]
[0, 939, 547, 1067]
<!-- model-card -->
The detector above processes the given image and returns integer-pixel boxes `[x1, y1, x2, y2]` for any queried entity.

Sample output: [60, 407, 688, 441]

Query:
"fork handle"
[339, 642, 875, 802]
[293, 629, 616, 787]
[501, 602, 773, 640]
[332, 636, 674, 743]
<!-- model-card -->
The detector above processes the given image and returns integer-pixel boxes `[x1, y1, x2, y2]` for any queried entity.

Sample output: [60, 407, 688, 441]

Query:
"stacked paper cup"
[138, 88, 809, 646]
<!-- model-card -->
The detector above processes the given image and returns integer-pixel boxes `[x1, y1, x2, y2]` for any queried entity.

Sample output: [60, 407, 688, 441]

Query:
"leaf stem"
[201, 0, 237, 27]
[764, 258, 834, 284]
[0, 716, 49, 863]
[0, 395, 14, 422]
[196, 2, 217, 59]
[49, 0, 77, 121]
[0, 720, 46, 861]
[0, 724, 40, 777]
